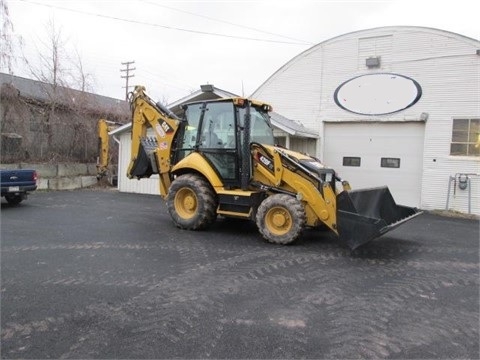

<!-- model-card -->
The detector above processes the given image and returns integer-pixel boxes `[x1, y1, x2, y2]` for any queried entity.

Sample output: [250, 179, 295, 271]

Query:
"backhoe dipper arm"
[97, 119, 123, 179]
[127, 86, 182, 197]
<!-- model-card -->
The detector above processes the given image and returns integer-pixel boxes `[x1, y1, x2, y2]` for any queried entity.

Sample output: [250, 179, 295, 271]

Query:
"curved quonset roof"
[252, 26, 480, 97]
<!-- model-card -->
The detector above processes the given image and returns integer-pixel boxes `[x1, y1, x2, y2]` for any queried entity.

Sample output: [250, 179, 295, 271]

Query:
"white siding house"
[252, 26, 480, 215]
[116, 127, 161, 195]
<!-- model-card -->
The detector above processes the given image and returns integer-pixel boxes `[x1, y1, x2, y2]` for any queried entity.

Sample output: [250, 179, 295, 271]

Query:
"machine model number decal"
[258, 154, 274, 172]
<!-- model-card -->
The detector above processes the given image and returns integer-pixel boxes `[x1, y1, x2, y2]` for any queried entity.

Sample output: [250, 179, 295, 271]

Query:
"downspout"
[285, 134, 291, 149]
[113, 134, 121, 189]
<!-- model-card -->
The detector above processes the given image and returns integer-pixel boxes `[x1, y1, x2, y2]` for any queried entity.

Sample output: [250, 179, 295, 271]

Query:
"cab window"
[238, 106, 274, 145]
[182, 104, 202, 148]
[199, 102, 236, 149]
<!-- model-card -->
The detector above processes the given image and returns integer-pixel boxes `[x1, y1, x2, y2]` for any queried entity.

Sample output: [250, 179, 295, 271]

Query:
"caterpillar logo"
[160, 120, 174, 134]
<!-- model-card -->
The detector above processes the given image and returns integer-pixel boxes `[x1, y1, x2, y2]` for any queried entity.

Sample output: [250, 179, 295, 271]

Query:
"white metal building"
[113, 26, 479, 215]
[252, 26, 479, 214]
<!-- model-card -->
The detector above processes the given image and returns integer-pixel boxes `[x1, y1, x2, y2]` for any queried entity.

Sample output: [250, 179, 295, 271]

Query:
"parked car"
[0, 169, 37, 205]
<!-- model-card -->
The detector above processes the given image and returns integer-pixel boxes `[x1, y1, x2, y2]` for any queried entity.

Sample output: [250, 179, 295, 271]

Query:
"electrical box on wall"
[366, 56, 381, 68]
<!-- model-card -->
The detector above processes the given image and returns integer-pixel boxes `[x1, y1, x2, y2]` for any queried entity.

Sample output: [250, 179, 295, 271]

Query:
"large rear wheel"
[167, 174, 217, 230]
[256, 194, 305, 245]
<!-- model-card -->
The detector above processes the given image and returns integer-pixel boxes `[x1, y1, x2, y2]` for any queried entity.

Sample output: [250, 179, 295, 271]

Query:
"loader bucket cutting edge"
[336, 186, 422, 250]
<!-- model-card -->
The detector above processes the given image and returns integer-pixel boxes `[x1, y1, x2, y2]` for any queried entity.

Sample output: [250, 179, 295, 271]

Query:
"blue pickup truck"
[0, 169, 38, 205]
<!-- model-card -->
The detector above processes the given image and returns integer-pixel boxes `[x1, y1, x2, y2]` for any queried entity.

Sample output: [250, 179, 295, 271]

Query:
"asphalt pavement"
[1, 189, 479, 359]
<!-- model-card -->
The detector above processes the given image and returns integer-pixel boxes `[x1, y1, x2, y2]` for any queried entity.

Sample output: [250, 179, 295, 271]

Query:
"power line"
[18, 0, 310, 45]
[120, 61, 135, 100]
[139, 0, 312, 45]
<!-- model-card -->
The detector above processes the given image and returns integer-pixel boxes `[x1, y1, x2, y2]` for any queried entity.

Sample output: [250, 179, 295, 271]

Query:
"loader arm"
[127, 86, 183, 197]
[251, 143, 422, 249]
[251, 144, 339, 233]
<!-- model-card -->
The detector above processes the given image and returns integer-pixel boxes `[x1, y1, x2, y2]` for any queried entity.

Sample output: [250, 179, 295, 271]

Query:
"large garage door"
[323, 122, 425, 207]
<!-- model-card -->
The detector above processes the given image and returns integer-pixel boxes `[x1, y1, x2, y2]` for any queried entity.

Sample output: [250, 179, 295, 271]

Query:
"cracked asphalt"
[1, 189, 479, 359]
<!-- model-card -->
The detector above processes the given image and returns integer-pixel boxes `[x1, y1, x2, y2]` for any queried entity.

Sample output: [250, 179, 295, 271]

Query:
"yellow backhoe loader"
[126, 85, 421, 249]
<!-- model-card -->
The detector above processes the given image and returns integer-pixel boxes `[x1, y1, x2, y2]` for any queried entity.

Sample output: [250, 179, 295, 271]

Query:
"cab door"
[177, 101, 241, 188]
[198, 101, 239, 187]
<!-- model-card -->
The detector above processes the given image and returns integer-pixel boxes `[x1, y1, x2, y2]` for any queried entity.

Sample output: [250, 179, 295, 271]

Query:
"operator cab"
[176, 98, 274, 188]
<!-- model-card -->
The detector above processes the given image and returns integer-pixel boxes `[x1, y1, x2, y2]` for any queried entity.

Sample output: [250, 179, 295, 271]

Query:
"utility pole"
[120, 61, 136, 100]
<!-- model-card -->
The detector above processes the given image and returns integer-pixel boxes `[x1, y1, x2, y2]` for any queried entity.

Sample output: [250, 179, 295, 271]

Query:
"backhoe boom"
[127, 86, 183, 197]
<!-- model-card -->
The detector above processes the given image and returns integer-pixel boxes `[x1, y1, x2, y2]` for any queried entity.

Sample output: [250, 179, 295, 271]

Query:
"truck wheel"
[167, 174, 217, 230]
[256, 194, 305, 245]
[5, 194, 23, 205]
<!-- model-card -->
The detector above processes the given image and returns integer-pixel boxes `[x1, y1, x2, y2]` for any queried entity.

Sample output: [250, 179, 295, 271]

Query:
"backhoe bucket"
[336, 186, 422, 250]
[128, 139, 159, 179]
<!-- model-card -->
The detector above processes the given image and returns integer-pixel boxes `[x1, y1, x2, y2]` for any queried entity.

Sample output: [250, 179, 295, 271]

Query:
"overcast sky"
[5, 0, 480, 104]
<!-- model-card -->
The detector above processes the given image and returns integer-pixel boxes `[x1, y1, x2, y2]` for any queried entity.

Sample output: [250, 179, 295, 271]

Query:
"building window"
[450, 118, 480, 156]
[343, 157, 361, 167]
[381, 157, 400, 168]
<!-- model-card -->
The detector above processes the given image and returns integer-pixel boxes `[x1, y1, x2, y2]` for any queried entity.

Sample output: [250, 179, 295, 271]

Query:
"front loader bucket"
[336, 186, 422, 250]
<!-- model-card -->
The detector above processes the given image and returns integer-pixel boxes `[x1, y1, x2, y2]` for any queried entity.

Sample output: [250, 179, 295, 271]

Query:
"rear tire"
[256, 194, 305, 245]
[167, 174, 217, 230]
[5, 194, 23, 205]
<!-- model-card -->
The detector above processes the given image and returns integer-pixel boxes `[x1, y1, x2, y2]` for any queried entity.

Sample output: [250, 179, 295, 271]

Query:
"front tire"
[256, 194, 306, 245]
[167, 174, 217, 230]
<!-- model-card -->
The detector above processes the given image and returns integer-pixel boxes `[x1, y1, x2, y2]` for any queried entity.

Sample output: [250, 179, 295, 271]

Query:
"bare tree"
[23, 18, 68, 87]
[0, 0, 22, 73]
[70, 48, 95, 93]
[1, 13, 127, 164]
[20, 18, 100, 160]
[25, 18, 95, 93]
[20, 19, 64, 152]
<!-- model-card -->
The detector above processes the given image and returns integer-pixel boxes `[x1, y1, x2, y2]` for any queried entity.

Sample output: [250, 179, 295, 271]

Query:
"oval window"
[334, 73, 422, 115]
